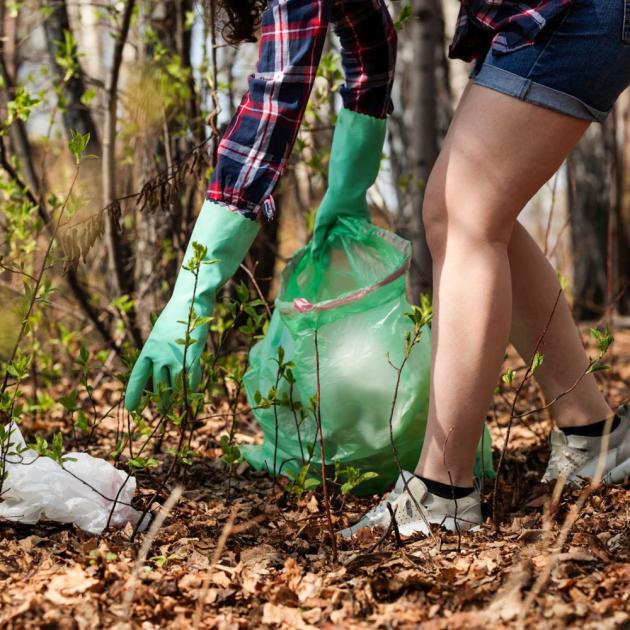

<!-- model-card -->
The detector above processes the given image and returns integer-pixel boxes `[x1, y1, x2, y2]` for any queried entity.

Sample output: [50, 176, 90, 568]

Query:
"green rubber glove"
[311, 107, 387, 253]
[125, 200, 260, 411]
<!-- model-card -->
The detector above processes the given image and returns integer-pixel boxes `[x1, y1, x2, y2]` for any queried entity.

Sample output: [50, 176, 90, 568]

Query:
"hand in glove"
[124, 201, 260, 411]
[311, 108, 387, 254]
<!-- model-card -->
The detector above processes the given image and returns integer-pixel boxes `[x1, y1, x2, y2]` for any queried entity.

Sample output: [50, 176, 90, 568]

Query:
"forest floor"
[1, 327, 630, 629]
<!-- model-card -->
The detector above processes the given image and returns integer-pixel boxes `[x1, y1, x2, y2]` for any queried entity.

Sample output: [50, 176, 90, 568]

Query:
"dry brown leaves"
[1, 327, 629, 629]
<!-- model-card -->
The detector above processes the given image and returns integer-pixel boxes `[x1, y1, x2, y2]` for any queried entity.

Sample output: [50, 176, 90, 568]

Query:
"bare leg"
[415, 83, 589, 486]
[508, 222, 613, 426]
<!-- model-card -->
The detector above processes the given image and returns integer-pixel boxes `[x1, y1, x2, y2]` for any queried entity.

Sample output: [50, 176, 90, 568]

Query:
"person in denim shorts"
[343, 0, 630, 538]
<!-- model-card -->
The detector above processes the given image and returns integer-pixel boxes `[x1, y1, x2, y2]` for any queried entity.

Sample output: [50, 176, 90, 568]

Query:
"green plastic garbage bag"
[242, 216, 494, 495]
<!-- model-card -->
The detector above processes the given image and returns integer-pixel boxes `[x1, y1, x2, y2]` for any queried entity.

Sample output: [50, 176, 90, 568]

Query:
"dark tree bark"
[40, 0, 100, 152]
[567, 116, 629, 320]
[390, 0, 449, 302]
[132, 0, 208, 337]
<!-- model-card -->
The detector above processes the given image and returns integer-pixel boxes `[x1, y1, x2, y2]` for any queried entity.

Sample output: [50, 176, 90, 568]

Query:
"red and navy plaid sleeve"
[450, 0, 574, 62]
[207, 0, 396, 220]
[332, 0, 397, 118]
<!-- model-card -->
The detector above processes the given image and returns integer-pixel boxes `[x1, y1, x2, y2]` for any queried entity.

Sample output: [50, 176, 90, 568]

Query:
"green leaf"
[69, 130, 90, 163]
[531, 352, 544, 374]
[6, 86, 40, 124]
[501, 369, 516, 386]
[59, 390, 78, 411]
[590, 326, 614, 354]
[586, 361, 609, 374]
[394, 4, 413, 30]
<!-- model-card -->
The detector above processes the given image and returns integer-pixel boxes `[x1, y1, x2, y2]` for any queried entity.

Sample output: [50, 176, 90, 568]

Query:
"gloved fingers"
[152, 362, 171, 392]
[169, 357, 201, 397]
[311, 224, 330, 256]
[152, 362, 174, 414]
[188, 360, 202, 395]
[124, 354, 153, 412]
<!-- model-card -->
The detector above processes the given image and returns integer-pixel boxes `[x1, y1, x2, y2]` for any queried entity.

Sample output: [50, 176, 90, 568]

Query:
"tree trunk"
[407, 0, 440, 300]
[390, 0, 448, 303]
[102, 0, 143, 347]
[567, 119, 624, 320]
[40, 0, 100, 153]
[132, 0, 205, 337]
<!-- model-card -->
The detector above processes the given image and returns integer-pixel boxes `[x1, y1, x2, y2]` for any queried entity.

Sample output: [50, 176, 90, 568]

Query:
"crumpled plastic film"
[0, 423, 149, 534]
[243, 216, 495, 495]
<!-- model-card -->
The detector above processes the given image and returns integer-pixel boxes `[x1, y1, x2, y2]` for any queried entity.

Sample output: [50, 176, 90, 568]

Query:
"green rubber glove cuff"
[173, 199, 261, 301]
[125, 201, 260, 411]
[312, 108, 387, 252]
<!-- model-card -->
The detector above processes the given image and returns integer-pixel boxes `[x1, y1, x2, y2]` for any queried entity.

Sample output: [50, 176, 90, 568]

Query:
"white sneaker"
[542, 405, 630, 485]
[339, 471, 482, 539]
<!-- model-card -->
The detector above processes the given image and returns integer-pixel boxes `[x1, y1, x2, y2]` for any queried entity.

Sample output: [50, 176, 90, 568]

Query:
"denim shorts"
[471, 0, 630, 122]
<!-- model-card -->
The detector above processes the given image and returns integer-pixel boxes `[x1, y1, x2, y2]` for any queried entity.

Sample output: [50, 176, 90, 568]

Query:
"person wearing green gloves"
[124, 0, 398, 410]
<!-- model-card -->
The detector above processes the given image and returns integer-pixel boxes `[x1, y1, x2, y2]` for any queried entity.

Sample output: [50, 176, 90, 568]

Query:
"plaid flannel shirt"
[450, 0, 574, 62]
[207, 0, 397, 220]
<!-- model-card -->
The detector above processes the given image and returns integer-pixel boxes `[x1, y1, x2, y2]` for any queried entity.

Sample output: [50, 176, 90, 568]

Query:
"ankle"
[559, 414, 621, 437]
[554, 402, 615, 429]
[413, 466, 473, 490]
[415, 475, 474, 499]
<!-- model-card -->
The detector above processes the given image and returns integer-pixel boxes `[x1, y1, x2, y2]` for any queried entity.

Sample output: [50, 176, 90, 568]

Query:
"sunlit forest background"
[1, 1, 629, 628]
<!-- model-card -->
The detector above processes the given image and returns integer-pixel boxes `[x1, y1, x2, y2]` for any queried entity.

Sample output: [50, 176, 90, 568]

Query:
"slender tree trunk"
[39, 0, 100, 152]
[567, 121, 616, 320]
[102, 0, 143, 347]
[611, 102, 630, 315]
[407, 0, 440, 300]
[390, 0, 448, 302]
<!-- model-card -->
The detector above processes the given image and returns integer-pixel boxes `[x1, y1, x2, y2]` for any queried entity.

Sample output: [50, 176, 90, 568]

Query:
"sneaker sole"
[340, 515, 482, 539]
[397, 517, 480, 537]
[545, 447, 628, 486]
[603, 455, 630, 484]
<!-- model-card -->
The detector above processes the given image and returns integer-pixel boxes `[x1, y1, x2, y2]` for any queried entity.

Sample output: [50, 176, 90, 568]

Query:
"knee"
[422, 173, 514, 258]
[421, 174, 448, 258]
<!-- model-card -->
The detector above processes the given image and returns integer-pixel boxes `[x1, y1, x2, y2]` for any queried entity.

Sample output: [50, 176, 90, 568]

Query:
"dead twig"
[314, 329, 338, 563]
[122, 485, 183, 621]
[492, 289, 562, 526]
[387, 503, 403, 548]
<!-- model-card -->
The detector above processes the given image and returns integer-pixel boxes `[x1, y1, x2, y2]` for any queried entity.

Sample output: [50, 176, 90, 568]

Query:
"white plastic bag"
[0, 423, 149, 535]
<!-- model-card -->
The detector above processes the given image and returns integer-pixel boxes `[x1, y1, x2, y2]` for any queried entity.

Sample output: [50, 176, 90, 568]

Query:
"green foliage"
[403, 293, 432, 356]
[501, 368, 516, 386]
[286, 462, 321, 497]
[6, 86, 40, 125]
[395, 4, 413, 30]
[69, 130, 91, 163]
[590, 326, 614, 354]
[55, 30, 82, 83]
[317, 51, 344, 93]
[220, 434, 241, 467]
[531, 351, 544, 374]
[587, 326, 614, 373]
[30, 431, 76, 466]
[128, 455, 159, 472]
[334, 462, 378, 495]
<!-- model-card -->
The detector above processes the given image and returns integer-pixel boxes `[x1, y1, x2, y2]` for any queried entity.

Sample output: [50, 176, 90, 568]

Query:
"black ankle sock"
[417, 475, 474, 500]
[560, 414, 621, 437]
